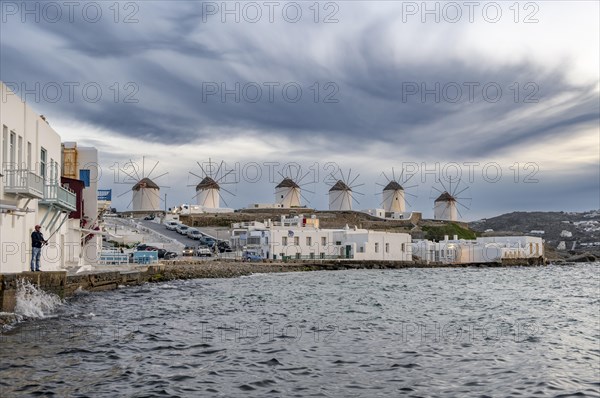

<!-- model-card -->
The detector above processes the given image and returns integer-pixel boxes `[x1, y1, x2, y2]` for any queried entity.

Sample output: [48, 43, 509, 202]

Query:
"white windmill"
[274, 165, 314, 208]
[115, 157, 168, 212]
[377, 168, 418, 213]
[328, 169, 363, 211]
[275, 178, 301, 208]
[189, 159, 235, 210]
[431, 178, 471, 221]
[132, 177, 161, 212]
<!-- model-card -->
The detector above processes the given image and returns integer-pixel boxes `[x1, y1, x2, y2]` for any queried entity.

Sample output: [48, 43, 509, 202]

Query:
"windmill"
[274, 165, 315, 208]
[115, 157, 168, 211]
[376, 167, 418, 213]
[430, 178, 471, 221]
[327, 168, 364, 211]
[188, 158, 236, 209]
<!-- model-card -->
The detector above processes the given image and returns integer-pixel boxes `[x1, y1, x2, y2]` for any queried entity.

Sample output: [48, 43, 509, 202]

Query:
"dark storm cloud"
[1, 2, 598, 159]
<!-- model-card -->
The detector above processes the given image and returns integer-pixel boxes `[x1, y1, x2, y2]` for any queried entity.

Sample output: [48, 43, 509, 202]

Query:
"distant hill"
[469, 210, 600, 250]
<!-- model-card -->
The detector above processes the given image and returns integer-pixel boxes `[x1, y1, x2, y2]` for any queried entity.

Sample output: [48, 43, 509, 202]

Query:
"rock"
[567, 252, 597, 262]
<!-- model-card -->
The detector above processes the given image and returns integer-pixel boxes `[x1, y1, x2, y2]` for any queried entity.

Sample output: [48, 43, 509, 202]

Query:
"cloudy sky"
[1, 1, 598, 219]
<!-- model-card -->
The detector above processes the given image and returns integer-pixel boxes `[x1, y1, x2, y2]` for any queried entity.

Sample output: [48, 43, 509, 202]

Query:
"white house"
[0, 81, 80, 273]
[61, 142, 101, 267]
[231, 215, 412, 262]
[412, 235, 544, 264]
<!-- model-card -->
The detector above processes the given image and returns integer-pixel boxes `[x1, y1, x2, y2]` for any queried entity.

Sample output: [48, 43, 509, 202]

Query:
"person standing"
[31, 225, 47, 272]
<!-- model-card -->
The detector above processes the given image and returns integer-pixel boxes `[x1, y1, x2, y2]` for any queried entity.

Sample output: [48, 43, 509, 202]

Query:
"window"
[321, 237, 326, 246]
[358, 246, 364, 253]
[375, 243, 379, 253]
[9, 131, 15, 168]
[17, 136, 22, 168]
[309, 252, 315, 259]
[306, 237, 312, 246]
[1, 125, 7, 168]
[401, 243, 405, 252]
[320, 253, 324, 259]
[282, 236, 287, 245]
[294, 236, 299, 245]
[385, 243, 389, 253]
[295, 253, 301, 259]
[265, 237, 269, 244]
[79, 169, 91, 187]
[40, 147, 47, 178]
[335, 241, 341, 246]
[27, 142, 31, 170]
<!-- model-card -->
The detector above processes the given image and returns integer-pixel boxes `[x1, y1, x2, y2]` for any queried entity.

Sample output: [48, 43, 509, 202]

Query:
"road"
[139, 219, 237, 259]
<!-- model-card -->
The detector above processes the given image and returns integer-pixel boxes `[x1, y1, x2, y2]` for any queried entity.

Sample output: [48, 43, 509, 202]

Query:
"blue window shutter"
[80, 169, 90, 187]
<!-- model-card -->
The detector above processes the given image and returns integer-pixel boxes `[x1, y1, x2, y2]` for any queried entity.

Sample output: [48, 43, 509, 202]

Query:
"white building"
[231, 215, 412, 261]
[0, 82, 80, 273]
[412, 235, 544, 264]
[329, 180, 353, 211]
[132, 177, 160, 212]
[434, 192, 458, 221]
[382, 181, 405, 213]
[275, 178, 301, 208]
[246, 203, 284, 209]
[61, 142, 101, 267]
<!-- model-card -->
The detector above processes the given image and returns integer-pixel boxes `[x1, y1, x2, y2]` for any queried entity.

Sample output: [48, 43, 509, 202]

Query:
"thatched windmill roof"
[329, 180, 351, 192]
[132, 177, 159, 191]
[276, 178, 300, 189]
[196, 176, 220, 191]
[383, 181, 404, 191]
[435, 192, 456, 202]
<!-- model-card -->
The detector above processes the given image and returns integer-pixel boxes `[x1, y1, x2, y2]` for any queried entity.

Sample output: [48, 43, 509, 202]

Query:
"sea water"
[0, 264, 598, 397]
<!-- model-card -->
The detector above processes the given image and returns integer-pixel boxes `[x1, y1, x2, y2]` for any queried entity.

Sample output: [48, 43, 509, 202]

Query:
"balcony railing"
[3, 169, 44, 199]
[40, 183, 77, 211]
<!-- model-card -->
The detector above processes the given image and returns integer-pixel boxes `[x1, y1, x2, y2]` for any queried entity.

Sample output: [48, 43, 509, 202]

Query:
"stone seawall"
[0, 258, 546, 313]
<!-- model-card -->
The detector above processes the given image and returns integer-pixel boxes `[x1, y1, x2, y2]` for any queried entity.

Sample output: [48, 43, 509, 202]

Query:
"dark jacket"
[31, 231, 45, 248]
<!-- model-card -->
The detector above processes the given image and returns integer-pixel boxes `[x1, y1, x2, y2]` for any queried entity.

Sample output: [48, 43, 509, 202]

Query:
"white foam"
[14, 279, 63, 319]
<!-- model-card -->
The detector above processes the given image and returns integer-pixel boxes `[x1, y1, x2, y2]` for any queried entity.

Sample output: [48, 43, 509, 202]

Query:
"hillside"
[469, 210, 600, 251]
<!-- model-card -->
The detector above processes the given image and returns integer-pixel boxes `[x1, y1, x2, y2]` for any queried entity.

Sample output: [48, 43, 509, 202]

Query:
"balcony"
[40, 183, 77, 212]
[3, 169, 44, 199]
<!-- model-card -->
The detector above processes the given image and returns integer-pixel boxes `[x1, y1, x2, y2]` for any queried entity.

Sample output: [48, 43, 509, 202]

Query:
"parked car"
[143, 215, 155, 220]
[176, 225, 190, 235]
[182, 246, 195, 256]
[196, 246, 212, 257]
[187, 229, 203, 240]
[217, 241, 233, 253]
[165, 221, 179, 231]
[242, 251, 263, 261]
[136, 244, 177, 259]
[199, 237, 216, 247]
